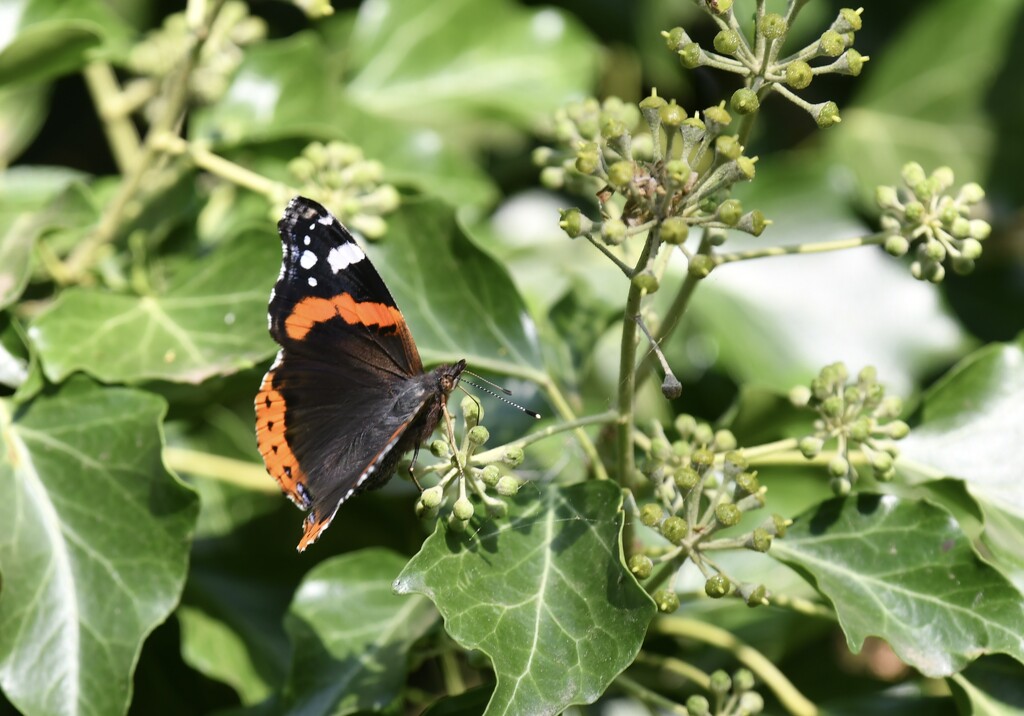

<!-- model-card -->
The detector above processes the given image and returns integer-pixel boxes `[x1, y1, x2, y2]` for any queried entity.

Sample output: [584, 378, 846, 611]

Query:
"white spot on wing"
[308, 277, 318, 287]
[300, 250, 317, 269]
[327, 243, 365, 273]
[303, 235, 311, 245]
[317, 213, 334, 226]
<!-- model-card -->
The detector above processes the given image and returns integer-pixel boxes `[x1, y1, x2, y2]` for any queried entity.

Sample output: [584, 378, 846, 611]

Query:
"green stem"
[614, 673, 687, 715]
[542, 378, 611, 481]
[769, 592, 835, 619]
[714, 232, 887, 265]
[652, 617, 819, 716]
[152, 133, 288, 197]
[83, 62, 141, 173]
[633, 652, 711, 690]
[617, 279, 646, 488]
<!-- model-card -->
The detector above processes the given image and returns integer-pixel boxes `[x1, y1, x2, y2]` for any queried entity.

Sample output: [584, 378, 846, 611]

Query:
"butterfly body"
[255, 196, 464, 551]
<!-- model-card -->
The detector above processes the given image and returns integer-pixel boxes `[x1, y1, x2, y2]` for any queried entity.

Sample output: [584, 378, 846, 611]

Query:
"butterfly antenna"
[458, 373, 541, 419]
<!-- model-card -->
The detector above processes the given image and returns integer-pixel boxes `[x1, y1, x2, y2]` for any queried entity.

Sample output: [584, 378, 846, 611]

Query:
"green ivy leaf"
[283, 548, 438, 715]
[394, 481, 655, 716]
[344, 0, 599, 128]
[0, 377, 198, 716]
[29, 229, 278, 384]
[367, 198, 543, 380]
[771, 494, 1024, 677]
[949, 655, 1024, 715]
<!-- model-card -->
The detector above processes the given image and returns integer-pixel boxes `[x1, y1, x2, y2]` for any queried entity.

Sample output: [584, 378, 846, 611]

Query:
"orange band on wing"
[255, 370, 310, 509]
[284, 294, 403, 342]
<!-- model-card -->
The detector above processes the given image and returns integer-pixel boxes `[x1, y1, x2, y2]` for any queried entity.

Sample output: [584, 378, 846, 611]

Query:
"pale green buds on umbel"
[785, 61, 813, 89]
[758, 13, 788, 39]
[730, 88, 760, 115]
[714, 29, 741, 55]
[653, 589, 680, 613]
[628, 554, 653, 579]
[452, 497, 475, 521]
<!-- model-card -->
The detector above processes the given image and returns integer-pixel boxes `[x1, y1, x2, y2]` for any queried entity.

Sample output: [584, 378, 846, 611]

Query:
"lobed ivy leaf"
[0, 377, 198, 716]
[949, 655, 1024, 715]
[283, 548, 438, 715]
[29, 229, 278, 384]
[771, 494, 1024, 677]
[394, 481, 656, 716]
[366, 198, 543, 380]
[900, 336, 1024, 576]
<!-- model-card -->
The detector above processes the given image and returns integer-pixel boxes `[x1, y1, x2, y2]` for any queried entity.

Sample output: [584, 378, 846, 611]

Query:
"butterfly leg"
[408, 446, 425, 491]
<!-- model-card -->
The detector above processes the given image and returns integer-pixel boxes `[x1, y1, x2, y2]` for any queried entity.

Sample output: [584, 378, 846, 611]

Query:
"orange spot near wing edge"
[284, 294, 403, 342]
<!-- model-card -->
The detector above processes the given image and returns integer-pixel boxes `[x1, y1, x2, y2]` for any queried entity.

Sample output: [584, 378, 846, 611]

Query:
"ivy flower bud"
[884, 235, 910, 257]
[835, 7, 864, 33]
[661, 217, 689, 245]
[659, 100, 688, 127]
[480, 464, 500, 486]
[716, 199, 742, 226]
[968, 220, 991, 240]
[828, 455, 850, 478]
[785, 60, 813, 89]
[640, 503, 663, 527]
[628, 554, 653, 579]
[467, 425, 490, 446]
[607, 160, 634, 188]
[703, 103, 732, 132]
[715, 503, 741, 527]
[558, 208, 592, 238]
[734, 471, 760, 497]
[687, 695, 711, 716]
[875, 185, 899, 209]
[737, 209, 767, 236]
[708, 0, 733, 14]
[758, 12, 787, 39]
[960, 238, 983, 260]
[959, 182, 985, 204]
[714, 29, 741, 55]
[715, 134, 743, 160]
[453, 497, 474, 521]
[836, 49, 867, 76]
[688, 254, 715, 279]
[731, 88, 760, 115]
[660, 516, 688, 545]
[705, 575, 731, 598]
[888, 420, 910, 439]
[430, 439, 449, 457]
[420, 485, 444, 509]
[664, 159, 692, 187]
[447, 511, 467, 532]
[813, 101, 841, 128]
[819, 30, 845, 57]
[679, 43, 703, 69]
[496, 475, 520, 496]
[601, 218, 627, 245]
[901, 162, 926, 187]
[748, 528, 772, 552]
[744, 583, 768, 607]
[502, 446, 524, 467]
[631, 270, 659, 293]
[799, 436, 824, 459]
[663, 27, 687, 51]
[653, 589, 680, 613]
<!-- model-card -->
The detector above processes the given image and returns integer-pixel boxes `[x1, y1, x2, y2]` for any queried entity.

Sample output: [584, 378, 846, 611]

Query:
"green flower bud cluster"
[629, 414, 773, 603]
[698, 668, 764, 713]
[282, 142, 400, 239]
[414, 396, 526, 529]
[876, 163, 991, 282]
[538, 90, 765, 262]
[128, 1, 267, 123]
[790, 363, 909, 494]
[663, 7, 867, 130]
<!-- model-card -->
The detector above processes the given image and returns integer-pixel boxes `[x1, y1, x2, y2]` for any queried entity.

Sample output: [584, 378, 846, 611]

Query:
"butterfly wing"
[255, 197, 430, 550]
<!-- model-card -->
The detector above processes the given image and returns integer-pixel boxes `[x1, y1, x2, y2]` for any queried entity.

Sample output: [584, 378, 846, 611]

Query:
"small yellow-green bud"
[903, 201, 925, 223]
[738, 209, 767, 236]
[714, 429, 737, 451]
[714, 29, 741, 55]
[420, 485, 444, 509]
[716, 198, 742, 226]
[575, 151, 600, 176]
[932, 166, 955, 190]
[951, 257, 975, 276]
[532, 146, 554, 166]
[884, 235, 910, 257]
[679, 42, 702, 68]
[503, 446, 524, 467]
[814, 101, 841, 128]
[902, 162, 926, 187]
[715, 134, 743, 160]
[468, 425, 490, 446]
[664, 27, 686, 51]
[960, 182, 985, 204]
[785, 60, 813, 89]
[888, 420, 910, 439]
[734, 668, 756, 692]
[659, 100, 688, 127]
[447, 511, 468, 532]
[453, 497, 474, 521]
[430, 439, 449, 457]
[841, 48, 867, 76]
[924, 239, 946, 262]
[631, 270, 659, 294]
[664, 159, 691, 186]
[601, 117, 628, 140]
[608, 160, 634, 188]
[789, 385, 812, 407]
[960, 238, 983, 260]
[745, 583, 768, 607]
[715, 503, 741, 527]
[675, 414, 697, 437]
[539, 166, 564, 189]
[748, 528, 772, 553]
[950, 216, 970, 239]
[875, 185, 899, 209]
[837, 7, 863, 32]
[559, 207, 590, 238]
[828, 455, 850, 478]
[481, 464, 501, 486]
[674, 466, 699, 491]
[850, 416, 872, 442]
[660, 516, 688, 545]
[601, 218, 627, 245]
[731, 88, 760, 115]
[661, 217, 690, 245]
[653, 589, 680, 613]
[758, 12, 788, 39]
[688, 254, 715, 279]
[871, 451, 893, 473]
[819, 30, 845, 57]
[968, 220, 991, 240]
[708, 0, 733, 14]
[693, 423, 715, 448]
[640, 503, 664, 527]
[639, 93, 667, 112]
[734, 471, 760, 496]
[628, 554, 653, 579]
[687, 695, 711, 716]
[799, 436, 824, 459]
[496, 475, 520, 496]
[705, 574, 731, 598]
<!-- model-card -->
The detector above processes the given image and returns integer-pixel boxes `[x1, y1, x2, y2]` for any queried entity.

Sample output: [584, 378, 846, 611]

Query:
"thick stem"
[714, 232, 887, 265]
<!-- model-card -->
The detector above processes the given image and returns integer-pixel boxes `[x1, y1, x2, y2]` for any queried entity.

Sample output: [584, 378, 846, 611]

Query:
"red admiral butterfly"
[255, 197, 466, 551]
